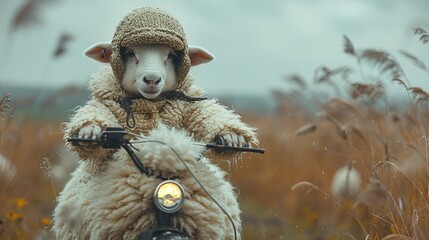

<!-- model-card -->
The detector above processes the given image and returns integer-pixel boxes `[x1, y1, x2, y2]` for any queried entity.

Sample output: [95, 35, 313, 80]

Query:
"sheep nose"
[143, 76, 161, 85]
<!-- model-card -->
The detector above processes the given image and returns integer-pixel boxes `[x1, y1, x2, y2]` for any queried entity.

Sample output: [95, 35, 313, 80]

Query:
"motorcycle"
[68, 127, 264, 240]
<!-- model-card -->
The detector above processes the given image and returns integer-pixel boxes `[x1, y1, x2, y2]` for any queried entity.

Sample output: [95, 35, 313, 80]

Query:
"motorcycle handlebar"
[68, 128, 265, 154]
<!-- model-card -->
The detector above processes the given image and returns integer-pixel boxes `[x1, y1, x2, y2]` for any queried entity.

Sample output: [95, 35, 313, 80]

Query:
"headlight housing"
[154, 180, 185, 213]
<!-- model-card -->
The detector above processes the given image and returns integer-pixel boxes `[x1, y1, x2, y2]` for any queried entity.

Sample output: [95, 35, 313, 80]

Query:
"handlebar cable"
[122, 143, 151, 176]
[130, 139, 238, 240]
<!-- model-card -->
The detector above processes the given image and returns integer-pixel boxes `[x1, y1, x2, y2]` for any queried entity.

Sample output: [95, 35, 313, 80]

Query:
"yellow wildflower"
[12, 198, 27, 209]
[39, 217, 52, 226]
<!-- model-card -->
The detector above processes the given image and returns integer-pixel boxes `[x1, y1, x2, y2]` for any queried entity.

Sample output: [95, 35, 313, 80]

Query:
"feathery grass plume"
[314, 66, 333, 83]
[343, 35, 356, 56]
[392, 78, 408, 90]
[53, 33, 73, 58]
[331, 164, 362, 201]
[359, 49, 404, 79]
[408, 87, 429, 104]
[10, 0, 39, 33]
[413, 28, 429, 44]
[399, 50, 427, 72]
[314, 66, 353, 83]
[349, 83, 385, 101]
[9, 0, 54, 33]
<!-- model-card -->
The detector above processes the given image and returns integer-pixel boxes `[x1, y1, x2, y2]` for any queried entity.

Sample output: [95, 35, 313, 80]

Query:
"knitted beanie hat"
[110, 7, 191, 88]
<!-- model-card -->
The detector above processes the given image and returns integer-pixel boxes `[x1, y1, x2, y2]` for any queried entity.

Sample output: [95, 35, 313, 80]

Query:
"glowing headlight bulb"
[154, 180, 185, 213]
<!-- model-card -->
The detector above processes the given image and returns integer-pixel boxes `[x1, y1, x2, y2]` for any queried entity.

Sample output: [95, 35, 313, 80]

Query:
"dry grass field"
[1, 30, 429, 239]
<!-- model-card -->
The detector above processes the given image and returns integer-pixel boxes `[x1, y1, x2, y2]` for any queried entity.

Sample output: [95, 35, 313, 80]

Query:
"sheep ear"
[84, 42, 112, 63]
[188, 46, 214, 66]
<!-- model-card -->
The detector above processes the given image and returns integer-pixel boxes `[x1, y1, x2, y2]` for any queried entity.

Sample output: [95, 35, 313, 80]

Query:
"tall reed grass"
[228, 31, 429, 239]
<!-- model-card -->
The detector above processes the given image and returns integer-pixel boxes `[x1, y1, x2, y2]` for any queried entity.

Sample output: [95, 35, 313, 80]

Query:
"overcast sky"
[0, 0, 428, 98]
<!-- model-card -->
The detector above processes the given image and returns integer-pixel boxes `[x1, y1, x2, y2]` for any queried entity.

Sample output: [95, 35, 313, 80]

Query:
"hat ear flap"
[110, 48, 126, 82]
[188, 46, 214, 66]
[84, 42, 112, 63]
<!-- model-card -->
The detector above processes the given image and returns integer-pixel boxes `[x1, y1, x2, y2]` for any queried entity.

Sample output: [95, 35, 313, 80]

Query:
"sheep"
[54, 123, 242, 239]
[52, 7, 259, 240]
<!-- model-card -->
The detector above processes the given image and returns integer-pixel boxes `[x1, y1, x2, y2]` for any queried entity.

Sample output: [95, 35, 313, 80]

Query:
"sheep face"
[85, 42, 215, 98]
[121, 45, 178, 99]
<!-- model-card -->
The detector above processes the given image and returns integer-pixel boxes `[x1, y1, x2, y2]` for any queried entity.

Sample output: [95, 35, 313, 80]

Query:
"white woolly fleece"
[53, 124, 241, 240]
[56, 49, 257, 240]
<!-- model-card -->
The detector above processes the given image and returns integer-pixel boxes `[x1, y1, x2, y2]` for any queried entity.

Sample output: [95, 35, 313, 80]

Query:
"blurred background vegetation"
[1, 1, 429, 239]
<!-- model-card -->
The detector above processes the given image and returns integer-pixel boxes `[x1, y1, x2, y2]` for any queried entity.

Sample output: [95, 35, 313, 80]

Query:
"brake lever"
[101, 127, 129, 149]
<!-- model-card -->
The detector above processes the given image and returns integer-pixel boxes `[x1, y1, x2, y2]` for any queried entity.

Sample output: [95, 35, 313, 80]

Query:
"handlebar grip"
[211, 136, 265, 154]
[206, 143, 265, 154]
[67, 137, 103, 146]
[67, 127, 128, 149]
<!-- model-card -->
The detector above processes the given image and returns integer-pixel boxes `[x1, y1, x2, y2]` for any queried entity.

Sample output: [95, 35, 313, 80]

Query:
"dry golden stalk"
[294, 123, 317, 136]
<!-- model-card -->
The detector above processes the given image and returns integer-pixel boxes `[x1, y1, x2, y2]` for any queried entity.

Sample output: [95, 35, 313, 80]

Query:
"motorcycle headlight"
[154, 180, 185, 213]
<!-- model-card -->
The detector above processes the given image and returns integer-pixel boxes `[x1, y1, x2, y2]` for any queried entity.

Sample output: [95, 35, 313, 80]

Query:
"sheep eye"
[124, 49, 135, 58]
[167, 51, 179, 65]
[120, 47, 136, 62]
[168, 52, 178, 60]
